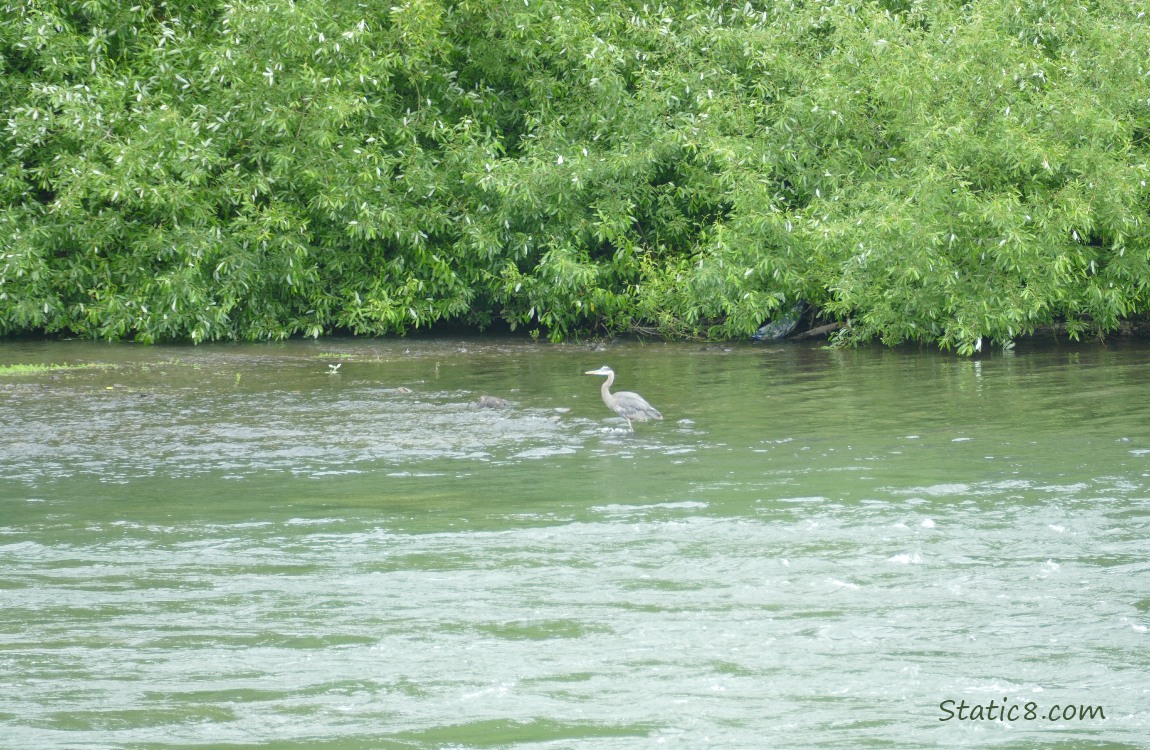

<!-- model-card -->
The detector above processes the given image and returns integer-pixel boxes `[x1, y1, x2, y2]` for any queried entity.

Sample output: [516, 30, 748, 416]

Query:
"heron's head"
[584, 365, 614, 376]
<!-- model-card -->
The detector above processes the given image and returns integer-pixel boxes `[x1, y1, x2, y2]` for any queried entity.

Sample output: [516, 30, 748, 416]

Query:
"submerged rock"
[474, 395, 512, 410]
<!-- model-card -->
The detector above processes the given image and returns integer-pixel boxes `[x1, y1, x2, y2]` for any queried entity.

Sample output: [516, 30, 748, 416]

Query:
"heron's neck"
[600, 371, 614, 398]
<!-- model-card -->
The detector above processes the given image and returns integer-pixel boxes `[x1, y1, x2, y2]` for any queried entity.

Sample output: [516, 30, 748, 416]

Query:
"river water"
[1, 338, 1148, 749]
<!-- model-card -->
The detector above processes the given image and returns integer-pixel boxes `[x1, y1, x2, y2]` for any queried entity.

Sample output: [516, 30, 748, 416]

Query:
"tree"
[3, 0, 1148, 350]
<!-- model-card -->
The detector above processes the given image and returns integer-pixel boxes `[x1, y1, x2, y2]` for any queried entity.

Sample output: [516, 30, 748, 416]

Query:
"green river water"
[1, 338, 1148, 749]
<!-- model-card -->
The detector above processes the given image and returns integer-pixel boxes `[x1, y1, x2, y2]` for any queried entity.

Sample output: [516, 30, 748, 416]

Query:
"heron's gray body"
[584, 366, 662, 431]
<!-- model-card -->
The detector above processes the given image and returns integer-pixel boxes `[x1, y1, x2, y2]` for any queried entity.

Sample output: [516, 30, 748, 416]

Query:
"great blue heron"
[584, 365, 662, 432]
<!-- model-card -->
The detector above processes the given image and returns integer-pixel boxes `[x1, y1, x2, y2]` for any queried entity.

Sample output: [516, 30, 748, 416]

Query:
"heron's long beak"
[584, 368, 609, 376]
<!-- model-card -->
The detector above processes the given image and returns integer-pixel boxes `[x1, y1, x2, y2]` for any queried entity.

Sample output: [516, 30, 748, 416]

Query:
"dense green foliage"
[3, 0, 1148, 351]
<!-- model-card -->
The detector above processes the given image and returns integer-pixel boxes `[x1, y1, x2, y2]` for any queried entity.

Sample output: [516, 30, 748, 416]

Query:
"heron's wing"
[613, 391, 662, 420]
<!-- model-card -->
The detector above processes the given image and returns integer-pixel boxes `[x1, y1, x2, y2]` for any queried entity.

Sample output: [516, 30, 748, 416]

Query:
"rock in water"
[753, 302, 808, 341]
[474, 395, 511, 409]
